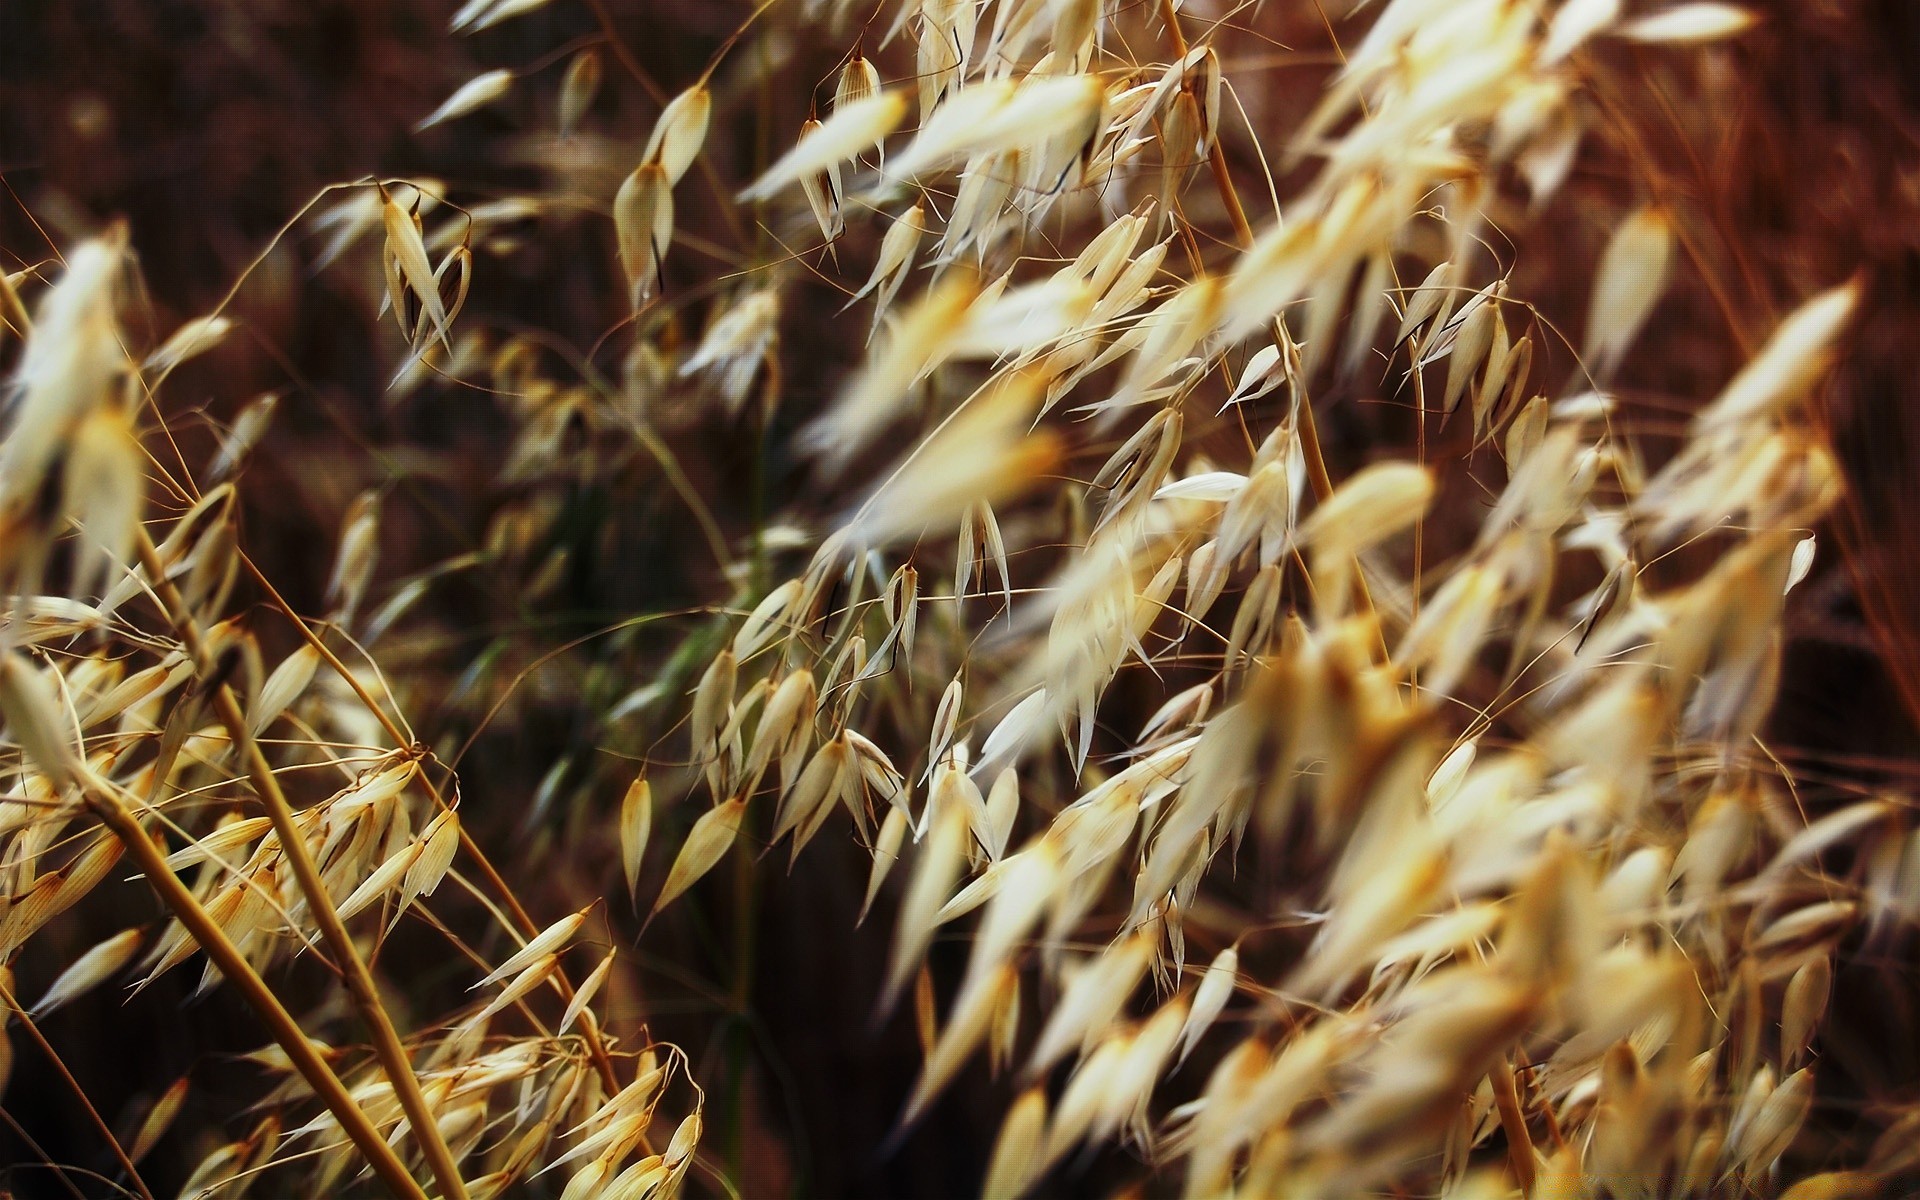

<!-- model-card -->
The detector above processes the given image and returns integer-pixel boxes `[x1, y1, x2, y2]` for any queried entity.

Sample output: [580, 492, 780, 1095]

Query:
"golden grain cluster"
[0, 0, 1907, 1196]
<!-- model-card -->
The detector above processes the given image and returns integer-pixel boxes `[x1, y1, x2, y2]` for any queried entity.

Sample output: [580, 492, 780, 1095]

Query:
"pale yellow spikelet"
[835, 54, 881, 113]
[962, 839, 1061, 994]
[981, 1086, 1049, 1200]
[984, 768, 1018, 861]
[162, 815, 273, 872]
[975, 688, 1049, 778]
[1584, 205, 1674, 380]
[614, 162, 674, 309]
[1027, 932, 1153, 1076]
[560, 948, 616, 1035]
[1781, 957, 1830, 1067]
[399, 808, 461, 913]
[927, 675, 963, 775]
[1765, 798, 1895, 883]
[740, 91, 909, 202]
[248, 643, 320, 736]
[621, 776, 653, 902]
[333, 842, 423, 921]
[1731, 1067, 1813, 1177]
[652, 796, 746, 918]
[1, 235, 128, 575]
[144, 313, 234, 376]
[1440, 285, 1501, 420]
[380, 185, 454, 348]
[1043, 1035, 1131, 1164]
[1225, 343, 1288, 409]
[326, 490, 382, 626]
[29, 926, 142, 1017]
[1696, 280, 1859, 434]
[1544, 0, 1624, 64]
[558, 1154, 615, 1200]
[605, 1155, 669, 1200]
[849, 201, 928, 326]
[1618, 3, 1758, 43]
[130, 1076, 190, 1163]
[746, 668, 817, 790]
[904, 962, 1014, 1125]
[883, 775, 971, 1012]
[476, 906, 588, 988]
[467, 952, 561, 1029]
[1505, 394, 1548, 466]
[1178, 943, 1239, 1064]
[1295, 842, 1447, 1000]
[557, 48, 601, 137]
[0, 651, 80, 789]
[644, 85, 712, 186]
[883, 75, 1104, 184]
[693, 649, 739, 760]
[1597, 846, 1672, 926]
[804, 271, 979, 474]
[860, 804, 910, 926]
[449, 0, 553, 33]
[61, 406, 144, 599]
[417, 68, 515, 130]
[680, 287, 781, 410]
[209, 391, 279, 482]
[778, 736, 851, 854]
[1302, 461, 1434, 554]
[798, 119, 847, 246]
[849, 371, 1061, 548]
[1394, 260, 1454, 347]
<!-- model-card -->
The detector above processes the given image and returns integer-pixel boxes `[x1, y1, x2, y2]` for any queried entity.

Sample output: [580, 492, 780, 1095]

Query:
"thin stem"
[1490, 1057, 1536, 1193]
[0, 1103, 91, 1200]
[70, 772, 426, 1200]
[236, 552, 626, 1096]
[0, 981, 154, 1200]
[133, 534, 469, 1200]
[1157, 0, 1386, 650]
[583, 0, 750, 248]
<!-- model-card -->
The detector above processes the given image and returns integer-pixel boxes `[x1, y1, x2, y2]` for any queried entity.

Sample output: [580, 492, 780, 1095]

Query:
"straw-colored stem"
[134, 533, 470, 1200]
[1490, 1057, 1537, 1193]
[1157, 0, 1385, 652]
[0, 980, 155, 1200]
[236, 550, 626, 1096]
[71, 772, 426, 1200]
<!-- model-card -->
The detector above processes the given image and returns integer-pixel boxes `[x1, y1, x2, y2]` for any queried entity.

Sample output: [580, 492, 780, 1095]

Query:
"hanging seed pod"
[740, 91, 908, 202]
[416, 68, 514, 130]
[614, 162, 674, 308]
[835, 54, 881, 113]
[793, 118, 847, 251]
[1585, 205, 1673, 380]
[620, 776, 653, 903]
[326, 490, 382, 627]
[650, 796, 746, 918]
[643, 85, 712, 185]
[29, 927, 143, 1016]
[558, 49, 601, 137]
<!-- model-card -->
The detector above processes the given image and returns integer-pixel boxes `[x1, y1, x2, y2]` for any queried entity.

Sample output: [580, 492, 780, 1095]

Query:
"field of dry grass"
[1, 0, 1918, 1196]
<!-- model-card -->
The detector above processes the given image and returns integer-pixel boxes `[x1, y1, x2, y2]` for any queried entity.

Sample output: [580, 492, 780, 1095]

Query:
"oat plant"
[0, 0, 1914, 1197]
